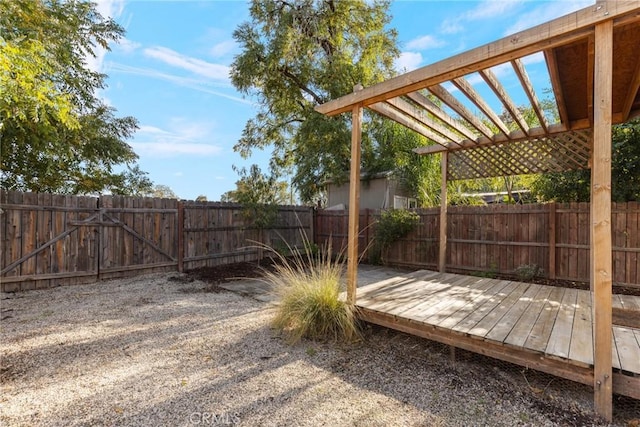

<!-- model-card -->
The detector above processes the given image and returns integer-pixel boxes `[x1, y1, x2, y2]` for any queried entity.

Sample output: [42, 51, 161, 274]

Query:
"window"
[393, 195, 408, 209]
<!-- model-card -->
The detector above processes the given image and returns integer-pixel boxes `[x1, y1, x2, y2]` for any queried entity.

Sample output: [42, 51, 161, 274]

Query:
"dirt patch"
[186, 259, 272, 284]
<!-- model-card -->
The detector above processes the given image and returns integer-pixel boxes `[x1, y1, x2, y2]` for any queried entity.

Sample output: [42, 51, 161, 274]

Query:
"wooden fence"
[0, 191, 313, 292]
[314, 202, 640, 289]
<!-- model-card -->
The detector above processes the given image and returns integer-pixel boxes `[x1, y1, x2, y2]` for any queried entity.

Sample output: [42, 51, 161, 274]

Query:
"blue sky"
[96, 0, 593, 201]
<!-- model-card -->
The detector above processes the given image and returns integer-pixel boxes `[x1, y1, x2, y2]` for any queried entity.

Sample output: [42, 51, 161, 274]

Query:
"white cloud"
[174, 172, 184, 177]
[405, 35, 445, 51]
[131, 142, 222, 156]
[132, 119, 223, 157]
[108, 62, 253, 105]
[440, 0, 522, 35]
[115, 38, 141, 54]
[395, 52, 423, 73]
[504, 0, 592, 35]
[138, 125, 171, 135]
[440, 19, 463, 35]
[210, 40, 236, 58]
[466, 0, 522, 21]
[144, 46, 230, 81]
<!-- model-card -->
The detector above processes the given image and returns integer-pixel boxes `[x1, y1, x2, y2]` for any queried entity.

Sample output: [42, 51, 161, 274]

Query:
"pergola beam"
[511, 58, 550, 131]
[315, 1, 640, 117]
[622, 41, 640, 120]
[413, 123, 580, 155]
[369, 102, 452, 147]
[587, 34, 596, 125]
[406, 92, 478, 141]
[480, 68, 530, 134]
[386, 97, 464, 146]
[545, 48, 571, 126]
[452, 76, 511, 136]
[429, 84, 495, 139]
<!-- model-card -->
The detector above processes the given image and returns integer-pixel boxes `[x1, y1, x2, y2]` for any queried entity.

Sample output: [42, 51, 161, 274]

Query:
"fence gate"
[1, 192, 178, 291]
[97, 195, 178, 280]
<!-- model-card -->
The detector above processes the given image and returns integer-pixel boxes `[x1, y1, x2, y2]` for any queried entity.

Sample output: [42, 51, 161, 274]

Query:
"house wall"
[327, 177, 414, 210]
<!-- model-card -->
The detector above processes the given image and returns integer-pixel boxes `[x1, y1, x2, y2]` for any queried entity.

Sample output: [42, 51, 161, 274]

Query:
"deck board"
[469, 282, 531, 338]
[504, 285, 553, 348]
[392, 275, 476, 319]
[357, 272, 451, 312]
[485, 283, 539, 342]
[354, 269, 640, 378]
[525, 287, 566, 353]
[568, 289, 594, 365]
[451, 280, 515, 334]
[407, 276, 485, 324]
[433, 278, 500, 329]
[546, 288, 578, 360]
[613, 326, 640, 373]
[353, 268, 640, 400]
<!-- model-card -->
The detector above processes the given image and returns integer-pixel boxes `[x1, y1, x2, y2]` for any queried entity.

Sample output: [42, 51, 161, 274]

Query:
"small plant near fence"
[369, 209, 420, 265]
[261, 236, 359, 344]
[515, 264, 543, 282]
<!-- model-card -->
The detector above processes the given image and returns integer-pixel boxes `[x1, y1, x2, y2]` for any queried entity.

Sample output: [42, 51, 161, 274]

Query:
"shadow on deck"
[354, 265, 640, 400]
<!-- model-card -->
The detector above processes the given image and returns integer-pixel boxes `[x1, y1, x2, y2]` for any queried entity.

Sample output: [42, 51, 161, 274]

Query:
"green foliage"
[370, 209, 420, 265]
[265, 239, 359, 344]
[230, 0, 401, 203]
[515, 264, 542, 282]
[364, 117, 433, 205]
[472, 262, 499, 279]
[220, 164, 290, 229]
[148, 185, 178, 199]
[529, 119, 640, 203]
[0, 0, 150, 195]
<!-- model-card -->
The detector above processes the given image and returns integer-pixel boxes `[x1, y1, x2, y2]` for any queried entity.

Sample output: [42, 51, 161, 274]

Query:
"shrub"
[370, 209, 420, 265]
[515, 264, 542, 282]
[262, 239, 360, 344]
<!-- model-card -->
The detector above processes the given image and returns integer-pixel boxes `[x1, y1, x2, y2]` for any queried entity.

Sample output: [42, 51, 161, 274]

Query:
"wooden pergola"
[315, 1, 640, 420]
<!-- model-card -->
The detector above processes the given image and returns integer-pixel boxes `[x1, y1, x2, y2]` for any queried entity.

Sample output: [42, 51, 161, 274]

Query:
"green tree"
[231, 0, 407, 203]
[147, 185, 178, 199]
[530, 118, 640, 202]
[221, 165, 289, 210]
[0, 0, 151, 195]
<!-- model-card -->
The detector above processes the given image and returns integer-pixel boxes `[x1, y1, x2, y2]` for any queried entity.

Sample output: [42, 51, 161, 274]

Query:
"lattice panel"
[447, 130, 592, 180]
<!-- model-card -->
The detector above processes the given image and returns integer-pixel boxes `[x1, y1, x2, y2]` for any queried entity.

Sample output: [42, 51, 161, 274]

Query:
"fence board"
[315, 203, 639, 289]
[3, 191, 637, 291]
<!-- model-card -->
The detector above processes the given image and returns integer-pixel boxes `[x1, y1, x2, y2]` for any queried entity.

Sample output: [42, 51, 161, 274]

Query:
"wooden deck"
[354, 268, 640, 400]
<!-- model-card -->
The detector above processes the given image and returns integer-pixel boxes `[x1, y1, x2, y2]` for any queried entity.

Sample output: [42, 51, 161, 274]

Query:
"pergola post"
[439, 152, 448, 272]
[346, 85, 363, 305]
[591, 20, 613, 422]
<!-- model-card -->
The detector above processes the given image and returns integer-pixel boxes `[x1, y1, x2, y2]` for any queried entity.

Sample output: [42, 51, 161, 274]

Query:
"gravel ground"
[1, 273, 637, 426]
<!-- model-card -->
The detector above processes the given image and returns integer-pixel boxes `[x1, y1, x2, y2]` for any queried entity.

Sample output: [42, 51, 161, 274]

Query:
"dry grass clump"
[261, 239, 359, 344]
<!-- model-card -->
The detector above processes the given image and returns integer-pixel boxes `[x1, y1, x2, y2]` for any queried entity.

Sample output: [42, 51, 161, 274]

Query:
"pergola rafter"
[315, 1, 640, 421]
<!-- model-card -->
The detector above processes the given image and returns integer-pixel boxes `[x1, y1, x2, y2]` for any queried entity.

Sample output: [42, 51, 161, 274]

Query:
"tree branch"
[279, 66, 324, 104]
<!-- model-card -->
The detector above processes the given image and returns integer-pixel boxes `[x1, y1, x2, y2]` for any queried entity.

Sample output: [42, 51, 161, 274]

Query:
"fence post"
[177, 201, 184, 272]
[363, 209, 370, 259]
[96, 196, 101, 280]
[548, 202, 556, 279]
[311, 206, 316, 245]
